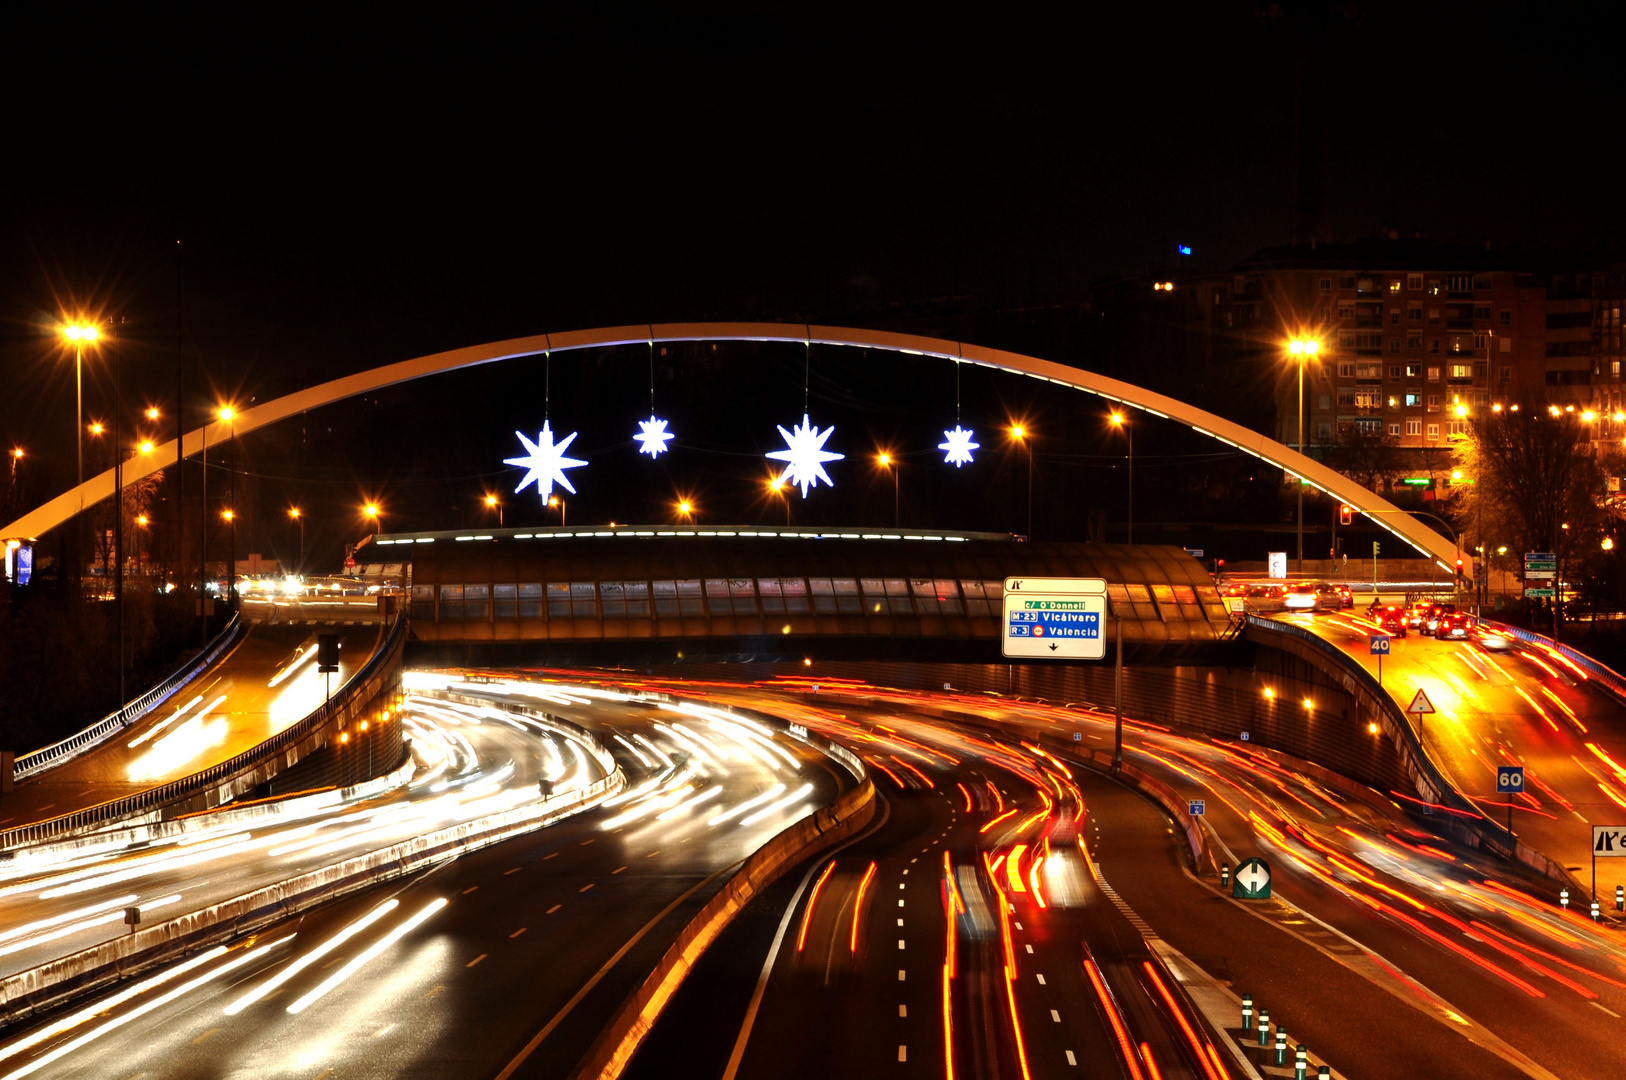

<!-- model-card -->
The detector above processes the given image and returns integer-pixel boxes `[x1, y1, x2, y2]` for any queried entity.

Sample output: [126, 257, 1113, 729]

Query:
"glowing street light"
[1604, 538, 1616, 552]
[1008, 423, 1034, 538]
[89, 421, 104, 436]
[767, 473, 791, 525]
[1110, 411, 1133, 544]
[547, 494, 566, 528]
[875, 452, 899, 528]
[288, 508, 304, 571]
[59, 321, 101, 499]
[135, 514, 149, 527]
[483, 493, 503, 527]
[1285, 336, 1321, 572]
[144, 406, 160, 421]
[138, 440, 155, 455]
[675, 499, 694, 523]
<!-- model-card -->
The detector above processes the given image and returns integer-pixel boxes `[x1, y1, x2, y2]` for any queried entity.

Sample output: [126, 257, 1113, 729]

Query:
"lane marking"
[191, 1027, 219, 1045]
[424, 985, 444, 1000]
[898, 1046, 907, 1062]
[579, 883, 595, 893]
[1036, 973, 1046, 985]
[899, 969, 907, 981]
[612, 866, 627, 875]
[505, 868, 521, 876]
[646, 850, 661, 857]
[580, 838, 596, 846]
[467, 954, 488, 968]
[373, 1023, 396, 1038]
[546, 904, 562, 914]
[899, 1004, 907, 1017]
[510, 928, 528, 938]
[1066, 1050, 1077, 1066]
[1050, 1009, 1061, 1022]
[1592, 1001, 1621, 1018]
[462, 886, 479, 895]
[1025, 944, 1034, 954]
[898, 940, 906, 950]
[544, 852, 559, 860]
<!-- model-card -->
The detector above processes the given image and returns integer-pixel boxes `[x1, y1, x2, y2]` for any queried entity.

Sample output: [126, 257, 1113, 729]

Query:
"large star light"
[634, 415, 674, 458]
[766, 413, 844, 497]
[939, 425, 980, 467]
[505, 422, 587, 502]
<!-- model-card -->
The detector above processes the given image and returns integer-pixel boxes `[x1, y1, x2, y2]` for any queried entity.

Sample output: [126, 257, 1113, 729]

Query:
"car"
[1312, 583, 1345, 612]
[1423, 603, 1459, 636]
[1437, 611, 1473, 640]
[1220, 582, 1249, 598]
[1472, 624, 1514, 651]
[1373, 605, 1409, 637]
[1284, 583, 1319, 611]
[1336, 584, 1354, 609]
[1243, 584, 1288, 614]
[1405, 601, 1433, 633]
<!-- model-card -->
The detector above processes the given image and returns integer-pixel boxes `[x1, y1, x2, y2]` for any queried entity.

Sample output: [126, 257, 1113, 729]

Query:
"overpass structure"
[0, 322, 1467, 576]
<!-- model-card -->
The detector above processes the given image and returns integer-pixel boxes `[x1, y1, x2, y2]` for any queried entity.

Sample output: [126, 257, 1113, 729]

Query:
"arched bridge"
[1, 323, 1464, 574]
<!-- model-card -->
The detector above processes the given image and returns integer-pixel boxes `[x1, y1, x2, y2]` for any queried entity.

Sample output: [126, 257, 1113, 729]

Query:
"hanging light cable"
[633, 331, 674, 457]
[939, 359, 980, 466]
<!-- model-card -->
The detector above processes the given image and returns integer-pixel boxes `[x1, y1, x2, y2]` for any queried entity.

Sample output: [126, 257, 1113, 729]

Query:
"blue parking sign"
[1496, 766, 1525, 794]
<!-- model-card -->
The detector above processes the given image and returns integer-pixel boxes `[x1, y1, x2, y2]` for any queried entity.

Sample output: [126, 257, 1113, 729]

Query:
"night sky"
[2, 4, 1622, 567]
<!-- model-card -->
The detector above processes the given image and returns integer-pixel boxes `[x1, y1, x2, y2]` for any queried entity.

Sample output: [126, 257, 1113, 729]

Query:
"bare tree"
[1322, 427, 1403, 491]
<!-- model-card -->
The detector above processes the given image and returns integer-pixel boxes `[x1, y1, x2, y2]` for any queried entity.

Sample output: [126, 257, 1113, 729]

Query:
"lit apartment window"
[1426, 423, 1440, 441]
[1450, 363, 1472, 379]
[1405, 392, 1423, 407]
[1428, 279, 1441, 296]
[1389, 280, 1402, 293]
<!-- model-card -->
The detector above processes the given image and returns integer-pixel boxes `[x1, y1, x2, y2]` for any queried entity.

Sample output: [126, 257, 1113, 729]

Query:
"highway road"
[0, 677, 852, 1080]
[1278, 609, 1626, 909]
[0, 623, 380, 830]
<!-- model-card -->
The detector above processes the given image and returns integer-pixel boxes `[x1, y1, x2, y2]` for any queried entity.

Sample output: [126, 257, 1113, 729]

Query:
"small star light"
[766, 413, 844, 497]
[939, 425, 980, 467]
[505, 421, 587, 503]
[634, 415, 674, 458]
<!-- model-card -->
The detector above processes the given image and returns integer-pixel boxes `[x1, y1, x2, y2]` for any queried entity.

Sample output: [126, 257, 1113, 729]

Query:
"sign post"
[1002, 577, 1113, 769]
[1405, 688, 1435, 755]
[1369, 633, 1391, 685]
[1496, 765, 1525, 837]
[1592, 826, 1626, 911]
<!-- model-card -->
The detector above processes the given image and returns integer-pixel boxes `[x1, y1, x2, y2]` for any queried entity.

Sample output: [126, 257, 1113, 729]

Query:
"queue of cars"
[1231, 579, 1512, 651]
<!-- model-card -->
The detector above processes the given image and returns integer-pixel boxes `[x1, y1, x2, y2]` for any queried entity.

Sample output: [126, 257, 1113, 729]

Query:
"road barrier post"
[1295, 1044, 1308, 1080]
[1275, 1029, 1287, 1067]
[1318, 1067, 1330, 1080]
[1560, 887, 1570, 911]
[1616, 884, 1623, 912]
[1591, 899, 1601, 922]
[1257, 1009, 1270, 1046]
[1221, 864, 1230, 890]
[1241, 993, 1253, 1031]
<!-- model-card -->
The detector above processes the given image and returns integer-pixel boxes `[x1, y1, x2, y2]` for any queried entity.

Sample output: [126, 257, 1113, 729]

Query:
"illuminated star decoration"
[938, 425, 980, 467]
[505, 421, 587, 502]
[634, 415, 674, 458]
[766, 413, 844, 497]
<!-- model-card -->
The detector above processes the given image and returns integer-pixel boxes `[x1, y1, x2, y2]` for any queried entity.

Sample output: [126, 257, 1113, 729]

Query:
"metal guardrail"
[0, 615, 407, 851]
[14, 615, 245, 781]
[1484, 620, 1626, 702]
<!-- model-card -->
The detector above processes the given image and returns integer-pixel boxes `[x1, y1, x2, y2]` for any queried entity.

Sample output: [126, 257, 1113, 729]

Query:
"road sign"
[1267, 552, 1287, 579]
[1188, 799, 1206, 817]
[344, 556, 357, 570]
[1405, 688, 1435, 715]
[1232, 857, 1272, 899]
[1369, 634, 1391, 656]
[1495, 766, 1525, 794]
[1183, 548, 1204, 558]
[1002, 577, 1107, 660]
[1593, 827, 1626, 857]
[1524, 551, 1557, 580]
[1524, 588, 1556, 599]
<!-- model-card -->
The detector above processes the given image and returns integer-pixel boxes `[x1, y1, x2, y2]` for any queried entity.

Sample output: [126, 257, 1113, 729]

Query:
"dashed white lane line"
[1025, 944, 1033, 953]
[898, 940, 906, 950]
[898, 899, 905, 907]
[899, 1004, 908, 1017]
[898, 1045, 908, 1062]
[1066, 1050, 1077, 1066]
[1036, 973, 1046, 985]
[1050, 1009, 1061, 1023]
[898, 969, 907, 981]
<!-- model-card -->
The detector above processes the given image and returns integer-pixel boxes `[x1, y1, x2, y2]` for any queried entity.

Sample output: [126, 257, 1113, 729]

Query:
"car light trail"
[655, 785, 722, 820]
[0, 894, 138, 946]
[1084, 957, 1145, 1080]
[225, 898, 401, 1015]
[849, 861, 877, 952]
[867, 758, 907, 788]
[1141, 961, 1223, 1080]
[1027, 856, 1046, 908]
[1138, 1043, 1164, 1080]
[267, 644, 318, 687]
[287, 897, 448, 1013]
[890, 756, 935, 789]
[0, 894, 181, 960]
[739, 782, 814, 827]
[979, 808, 1017, 834]
[32, 833, 255, 899]
[126, 693, 214, 748]
[1005, 844, 1028, 894]
[708, 783, 787, 826]
[797, 860, 837, 952]
[1, 935, 294, 1080]
[956, 782, 973, 813]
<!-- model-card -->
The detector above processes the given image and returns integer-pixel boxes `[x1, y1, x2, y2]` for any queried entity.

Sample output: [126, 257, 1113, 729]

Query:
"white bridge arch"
[1, 322, 1464, 574]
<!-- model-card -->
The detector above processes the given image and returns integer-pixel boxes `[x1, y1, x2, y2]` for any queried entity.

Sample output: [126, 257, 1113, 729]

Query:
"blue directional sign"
[1007, 608, 1102, 639]
[1369, 634, 1392, 656]
[1495, 766, 1525, 794]
[1188, 799, 1206, 817]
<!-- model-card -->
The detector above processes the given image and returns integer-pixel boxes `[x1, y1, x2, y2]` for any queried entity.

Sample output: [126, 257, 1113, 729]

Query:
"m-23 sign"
[1593, 827, 1626, 856]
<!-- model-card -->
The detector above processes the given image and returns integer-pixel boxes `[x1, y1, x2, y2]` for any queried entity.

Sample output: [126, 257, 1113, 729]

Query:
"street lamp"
[60, 322, 100, 496]
[483, 493, 503, 527]
[289, 508, 304, 572]
[767, 474, 791, 525]
[676, 499, 694, 523]
[1009, 424, 1034, 538]
[363, 503, 380, 534]
[8, 448, 20, 483]
[1286, 337, 1321, 573]
[548, 495, 565, 528]
[876, 452, 899, 528]
[1110, 411, 1133, 544]
[221, 507, 236, 603]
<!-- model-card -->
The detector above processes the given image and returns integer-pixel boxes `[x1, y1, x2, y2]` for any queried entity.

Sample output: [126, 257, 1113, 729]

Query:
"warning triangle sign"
[1405, 688, 1436, 714]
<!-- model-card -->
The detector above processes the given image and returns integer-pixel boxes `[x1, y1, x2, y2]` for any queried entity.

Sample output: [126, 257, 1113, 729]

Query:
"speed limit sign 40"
[1496, 766, 1525, 794]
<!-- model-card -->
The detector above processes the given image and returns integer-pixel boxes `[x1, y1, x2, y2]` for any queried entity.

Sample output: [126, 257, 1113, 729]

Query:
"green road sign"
[1232, 857, 1272, 899]
[1525, 587, 1556, 599]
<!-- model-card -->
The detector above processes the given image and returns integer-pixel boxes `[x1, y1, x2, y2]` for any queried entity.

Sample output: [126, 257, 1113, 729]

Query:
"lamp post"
[548, 495, 566, 528]
[222, 407, 237, 605]
[364, 503, 380, 535]
[62, 323, 101, 590]
[876, 453, 899, 528]
[1287, 338, 1321, 573]
[289, 508, 304, 572]
[8, 448, 20, 482]
[767, 475, 791, 525]
[484, 494, 503, 527]
[1110, 411, 1133, 544]
[1010, 424, 1033, 539]
[676, 499, 694, 524]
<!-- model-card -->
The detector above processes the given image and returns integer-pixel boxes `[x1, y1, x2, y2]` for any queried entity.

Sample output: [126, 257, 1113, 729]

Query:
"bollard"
[1560, 887, 1570, 910]
[1274, 1029, 1287, 1066]
[1242, 993, 1253, 1031]
[1257, 1009, 1270, 1046]
[1318, 1068, 1330, 1080]
[1593, 899, 1602, 922]
[1221, 864, 1230, 888]
[1617, 884, 1624, 913]
[1295, 1044, 1308, 1080]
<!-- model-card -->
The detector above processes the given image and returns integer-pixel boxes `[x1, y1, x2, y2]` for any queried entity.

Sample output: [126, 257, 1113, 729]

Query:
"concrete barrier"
[0, 759, 624, 1027]
[570, 777, 877, 1080]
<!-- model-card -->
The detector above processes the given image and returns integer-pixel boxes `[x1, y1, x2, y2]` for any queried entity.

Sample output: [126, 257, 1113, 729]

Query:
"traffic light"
[1455, 557, 1465, 579]
[1339, 504, 1353, 526]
